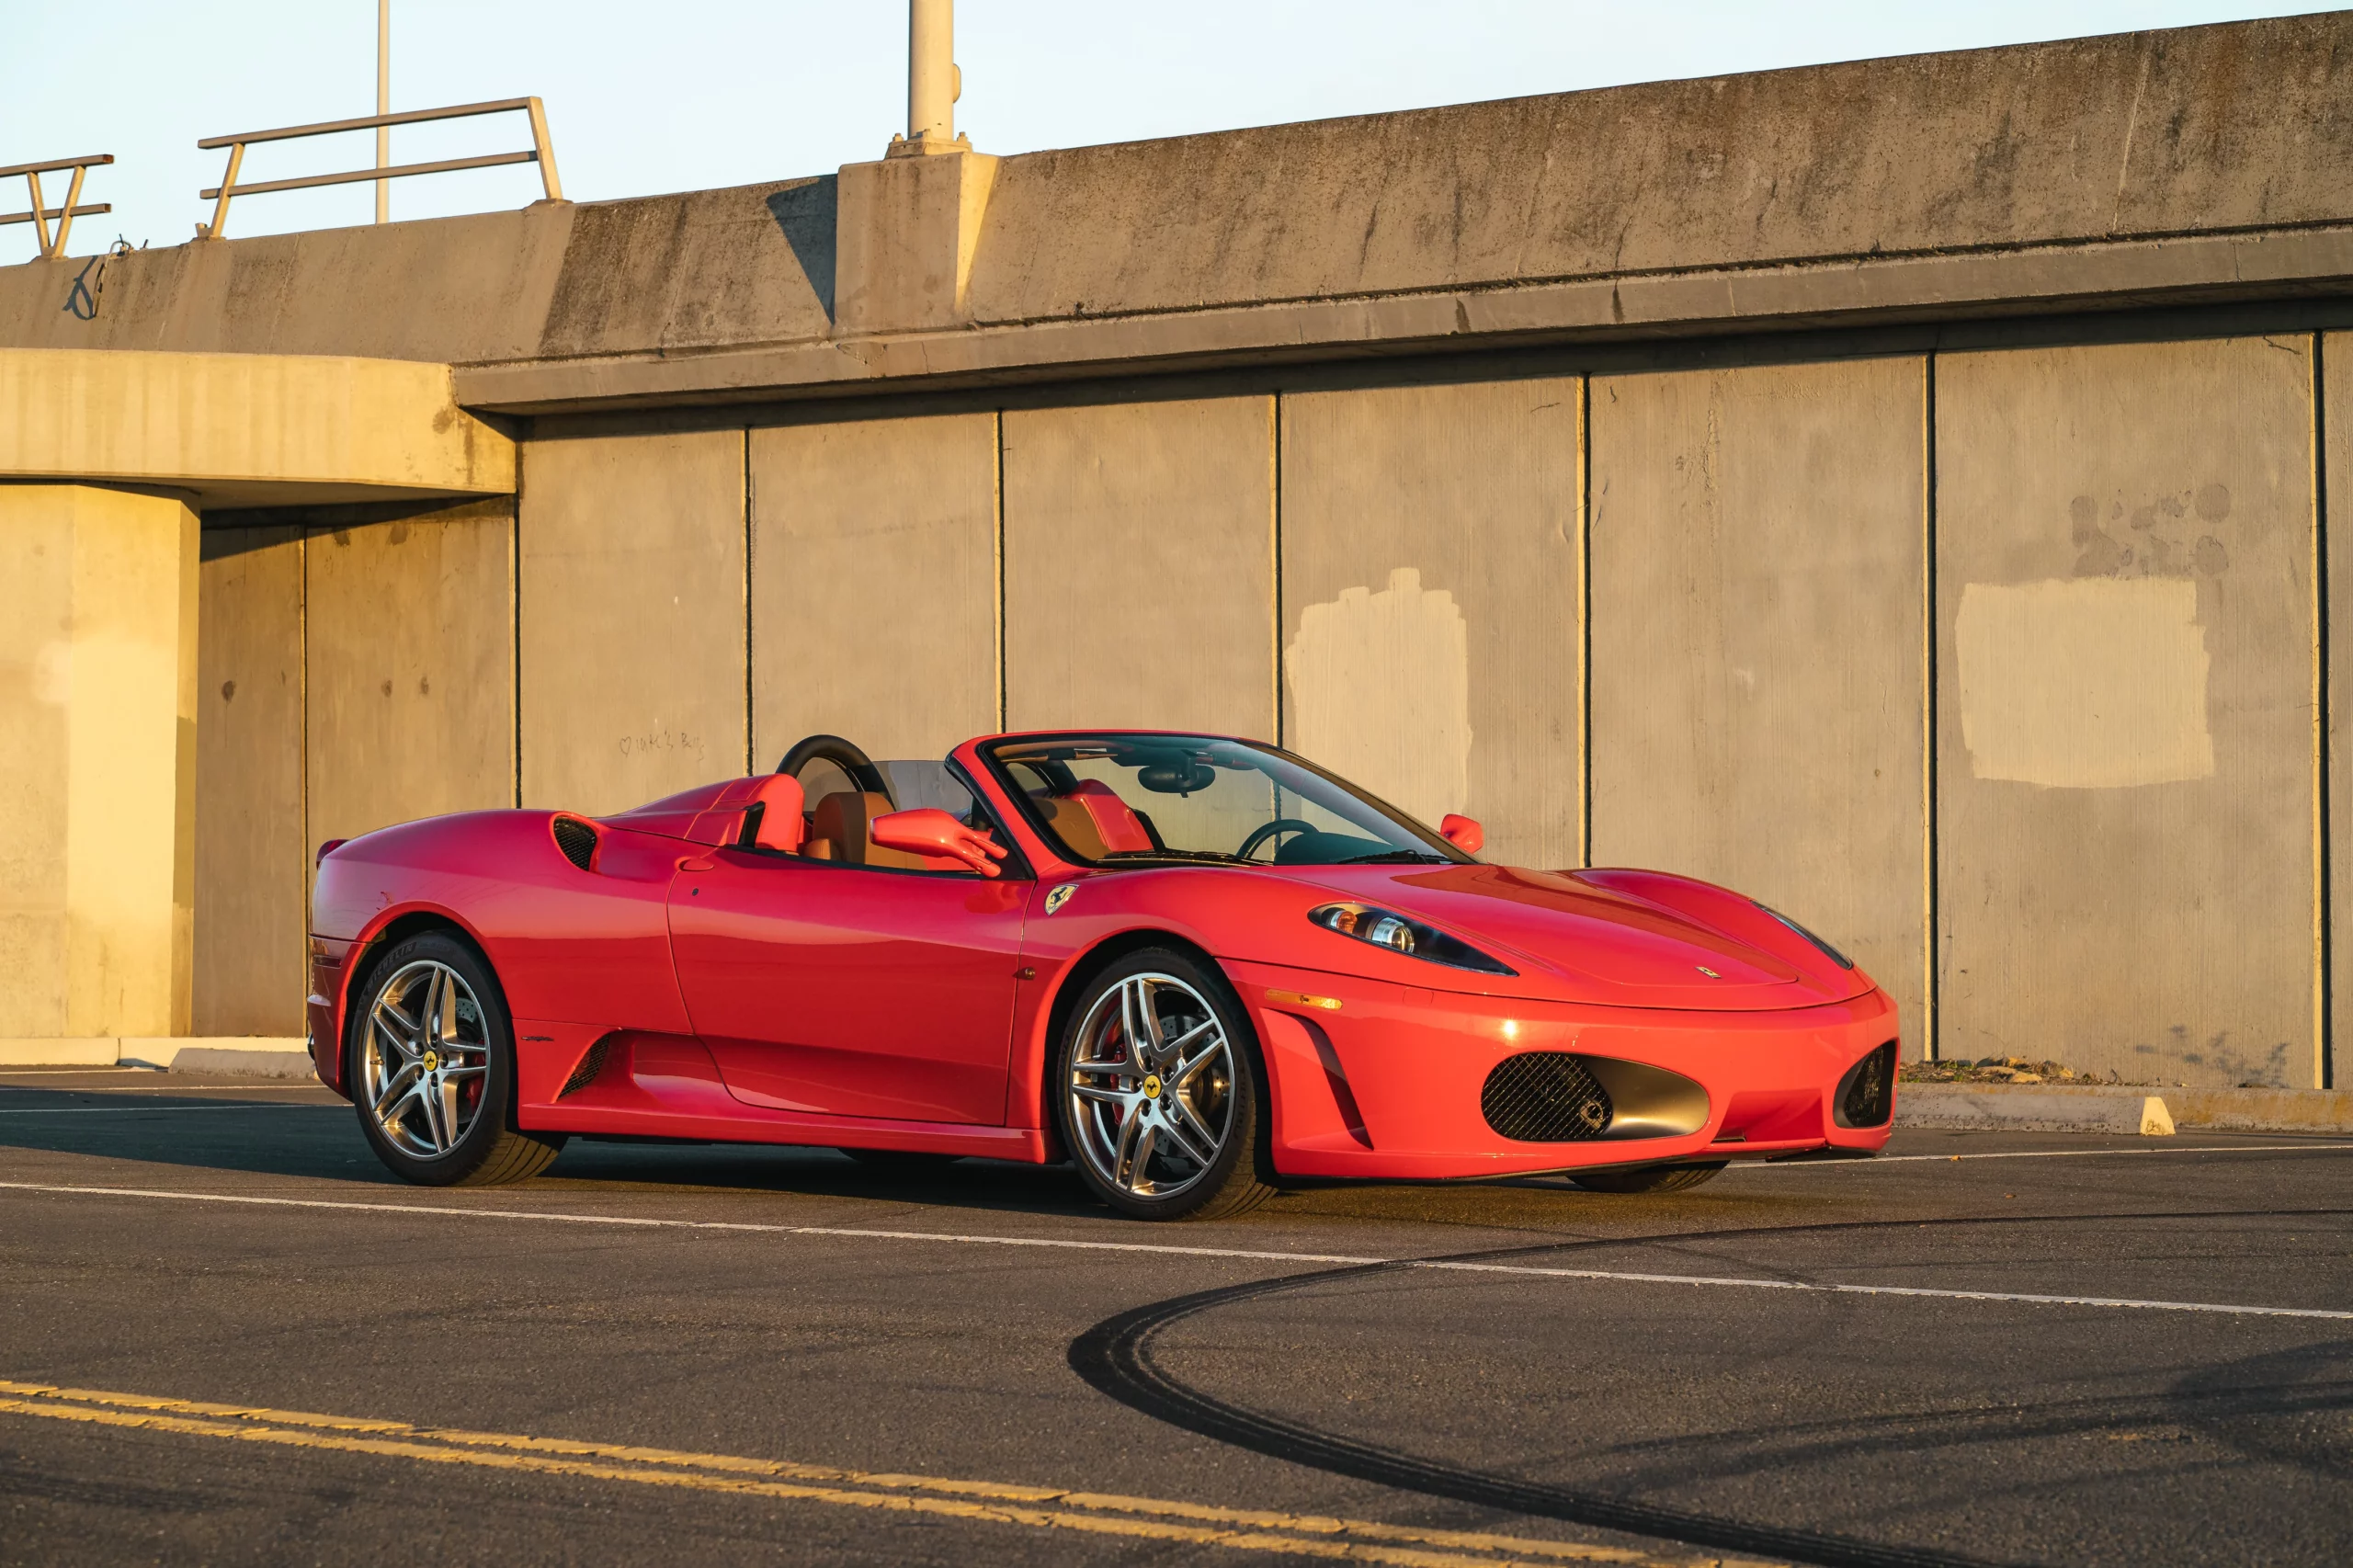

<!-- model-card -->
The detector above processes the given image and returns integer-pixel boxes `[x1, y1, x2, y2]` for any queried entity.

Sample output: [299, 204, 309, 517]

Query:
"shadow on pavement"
[0, 1079, 1835, 1230]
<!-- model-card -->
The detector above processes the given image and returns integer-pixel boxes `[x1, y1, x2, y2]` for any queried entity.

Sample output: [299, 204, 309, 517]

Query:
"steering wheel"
[1237, 818, 1318, 863]
[775, 733, 892, 806]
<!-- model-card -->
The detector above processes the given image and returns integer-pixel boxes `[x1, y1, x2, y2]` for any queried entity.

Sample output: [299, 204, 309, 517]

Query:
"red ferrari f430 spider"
[308, 731, 1897, 1219]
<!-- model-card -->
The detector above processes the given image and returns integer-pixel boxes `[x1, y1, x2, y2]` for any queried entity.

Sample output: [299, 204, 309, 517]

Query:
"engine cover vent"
[558, 1034, 613, 1097]
[551, 816, 598, 872]
[1482, 1052, 1614, 1142]
[1836, 1040, 1898, 1128]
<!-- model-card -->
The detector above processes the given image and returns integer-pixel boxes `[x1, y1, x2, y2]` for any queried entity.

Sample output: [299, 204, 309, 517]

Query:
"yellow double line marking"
[0, 1381, 1770, 1568]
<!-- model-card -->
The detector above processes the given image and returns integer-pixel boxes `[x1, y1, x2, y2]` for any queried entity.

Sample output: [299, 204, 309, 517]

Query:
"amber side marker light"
[1265, 989, 1343, 1011]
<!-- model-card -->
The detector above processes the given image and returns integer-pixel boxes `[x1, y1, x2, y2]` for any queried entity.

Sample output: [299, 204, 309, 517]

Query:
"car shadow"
[0, 1082, 1823, 1231]
[0, 1084, 1114, 1217]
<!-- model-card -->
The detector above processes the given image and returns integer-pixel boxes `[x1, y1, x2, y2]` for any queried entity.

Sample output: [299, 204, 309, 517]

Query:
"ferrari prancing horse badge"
[1044, 884, 1076, 915]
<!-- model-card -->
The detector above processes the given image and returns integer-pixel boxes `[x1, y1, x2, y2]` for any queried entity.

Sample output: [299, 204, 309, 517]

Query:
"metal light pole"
[905, 0, 961, 153]
[374, 0, 390, 222]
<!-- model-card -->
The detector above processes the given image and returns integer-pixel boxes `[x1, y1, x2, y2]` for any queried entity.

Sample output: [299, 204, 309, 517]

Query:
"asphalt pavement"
[3, 1066, 2348, 1568]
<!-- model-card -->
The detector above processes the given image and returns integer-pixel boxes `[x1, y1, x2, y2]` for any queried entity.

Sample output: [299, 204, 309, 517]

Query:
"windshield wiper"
[1097, 849, 1252, 865]
[1339, 849, 1449, 864]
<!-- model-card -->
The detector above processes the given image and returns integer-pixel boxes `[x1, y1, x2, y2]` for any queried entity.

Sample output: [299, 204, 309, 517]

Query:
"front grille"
[551, 816, 598, 871]
[558, 1035, 613, 1097]
[1836, 1040, 1897, 1128]
[1482, 1052, 1615, 1142]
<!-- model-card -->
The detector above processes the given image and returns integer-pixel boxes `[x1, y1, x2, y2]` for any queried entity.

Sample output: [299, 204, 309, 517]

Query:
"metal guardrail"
[196, 97, 561, 240]
[2, 154, 114, 259]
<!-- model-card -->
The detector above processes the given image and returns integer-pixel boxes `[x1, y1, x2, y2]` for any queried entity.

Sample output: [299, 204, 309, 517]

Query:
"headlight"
[1308, 903, 1517, 975]
[1756, 904, 1854, 970]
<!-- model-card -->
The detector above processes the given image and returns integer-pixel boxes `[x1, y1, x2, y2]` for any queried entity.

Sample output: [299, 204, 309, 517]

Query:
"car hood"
[1279, 862, 1866, 1010]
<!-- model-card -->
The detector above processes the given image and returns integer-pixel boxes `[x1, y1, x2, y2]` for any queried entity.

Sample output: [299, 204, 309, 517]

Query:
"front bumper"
[307, 936, 354, 1099]
[1230, 959, 1897, 1180]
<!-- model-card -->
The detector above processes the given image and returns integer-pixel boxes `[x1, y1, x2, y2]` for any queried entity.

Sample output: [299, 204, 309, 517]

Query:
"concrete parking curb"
[1898, 1081, 2353, 1135]
[164, 1047, 318, 1080]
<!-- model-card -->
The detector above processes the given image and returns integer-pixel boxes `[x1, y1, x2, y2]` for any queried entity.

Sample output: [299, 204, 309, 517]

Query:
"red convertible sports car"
[308, 731, 1897, 1219]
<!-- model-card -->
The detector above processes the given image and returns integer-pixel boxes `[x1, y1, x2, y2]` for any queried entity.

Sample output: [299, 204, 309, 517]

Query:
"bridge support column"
[0, 484, 200, 1044]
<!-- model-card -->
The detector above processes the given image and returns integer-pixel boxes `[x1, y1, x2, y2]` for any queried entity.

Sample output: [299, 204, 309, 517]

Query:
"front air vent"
[1483, 1052, 1615, 1142]
[551, 815, 598, 872]
[1481, 1052, 1711, 1143]
[558, 1034, 613, 1097]
[1836, 1040, 1898, 1128]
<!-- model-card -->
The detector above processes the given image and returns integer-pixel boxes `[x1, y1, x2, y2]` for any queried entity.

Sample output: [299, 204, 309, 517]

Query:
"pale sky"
[2, 2, 2334, 256]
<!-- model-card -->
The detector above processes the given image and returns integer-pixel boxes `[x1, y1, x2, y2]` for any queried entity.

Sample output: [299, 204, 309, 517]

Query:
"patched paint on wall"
[1285, 566, 1472, 827]
[1956, 577, 2214, 788]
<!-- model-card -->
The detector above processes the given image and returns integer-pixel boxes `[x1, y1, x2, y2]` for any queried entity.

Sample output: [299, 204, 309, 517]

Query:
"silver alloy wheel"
[361, 959, 491, 1160]
[1067, 971, 1235, 1200]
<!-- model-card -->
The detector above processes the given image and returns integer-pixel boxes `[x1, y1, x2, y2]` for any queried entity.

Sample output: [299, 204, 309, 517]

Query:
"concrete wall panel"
[308, 504, 517, 849]
[194, 526, 305, 1036]
[1590, 359, 1927, 1048]
[519, 431, 746, 812]
[749, 414, 997, 766]
[1279, 379, 1581, 869]
[1937, 336, 2315, 1086]
[1003, 398, 1272, 737]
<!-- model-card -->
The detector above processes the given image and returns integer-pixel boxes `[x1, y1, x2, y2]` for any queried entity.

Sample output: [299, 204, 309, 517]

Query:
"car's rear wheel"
[348, 931, 563, 1187]
[1570, 1162, 1726, 1194]
[1055, 949, 1275, 1221]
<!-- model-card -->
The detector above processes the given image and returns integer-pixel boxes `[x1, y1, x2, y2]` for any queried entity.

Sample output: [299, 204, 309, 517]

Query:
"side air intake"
[1835, 1040, 1898, 1129]
[1481, 1052, 1711, 1143]
[551, 816, 598, 872]
[558, 1035, 613, 1097]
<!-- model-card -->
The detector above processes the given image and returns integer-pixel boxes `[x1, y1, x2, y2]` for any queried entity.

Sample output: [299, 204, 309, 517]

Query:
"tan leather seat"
[807, 790, 930, 869]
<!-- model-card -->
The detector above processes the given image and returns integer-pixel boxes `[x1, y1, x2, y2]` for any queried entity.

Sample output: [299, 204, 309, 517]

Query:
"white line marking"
[0, 1179, 2344, 1322]
[1750, 1142, 2353, 1167]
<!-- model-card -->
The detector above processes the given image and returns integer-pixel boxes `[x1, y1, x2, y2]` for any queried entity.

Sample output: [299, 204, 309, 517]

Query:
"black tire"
[1570, 1162, 1726, 1195]
[1053, 948, 1276, 1221]
[347, 931, 564, 1187]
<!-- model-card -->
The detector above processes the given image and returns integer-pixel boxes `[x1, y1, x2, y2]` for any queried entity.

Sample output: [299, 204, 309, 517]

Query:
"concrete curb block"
[1899, 1082, 2353, 1134]
[2161, 1085, 2353, 1133]
[0, 1038, 309, 1071]
[1899, 1085, 2176, 1134]
[165, 1047, 318, 1080]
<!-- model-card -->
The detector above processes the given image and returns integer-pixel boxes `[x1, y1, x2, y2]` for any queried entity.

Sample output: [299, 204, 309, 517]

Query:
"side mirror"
[1439, 814, 1483, 855]
[870, 808, 1007, 877]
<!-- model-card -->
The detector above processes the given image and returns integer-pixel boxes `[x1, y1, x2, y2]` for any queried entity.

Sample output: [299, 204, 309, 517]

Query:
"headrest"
[1064, 779, 1154, 855]
[742, 773, 805, 853]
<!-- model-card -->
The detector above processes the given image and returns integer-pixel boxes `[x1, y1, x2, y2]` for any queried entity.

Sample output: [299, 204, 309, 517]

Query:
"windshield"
[981, 733, 1471, 869]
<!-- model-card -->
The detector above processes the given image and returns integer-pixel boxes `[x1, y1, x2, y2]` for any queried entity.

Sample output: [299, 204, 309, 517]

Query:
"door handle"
[678, 858, 715, 872]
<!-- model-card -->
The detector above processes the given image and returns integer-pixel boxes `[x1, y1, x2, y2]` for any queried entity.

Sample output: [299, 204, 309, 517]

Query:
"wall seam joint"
[1922, 351, 1941, 1063]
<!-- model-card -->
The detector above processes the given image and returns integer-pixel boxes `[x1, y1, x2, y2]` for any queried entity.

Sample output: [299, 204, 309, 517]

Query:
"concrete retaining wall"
[177, 333, 2349, 1086]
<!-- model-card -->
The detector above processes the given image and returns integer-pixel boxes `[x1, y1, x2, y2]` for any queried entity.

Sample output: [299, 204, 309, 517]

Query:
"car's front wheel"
[347, 930, 563, 1187]
[1055, 949, 1276, 1221]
